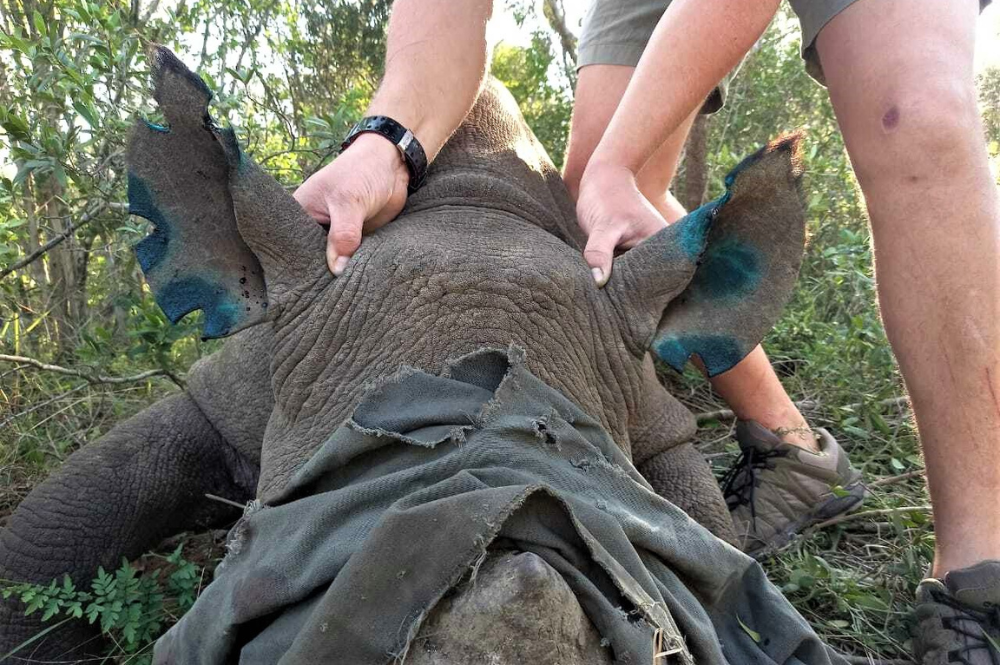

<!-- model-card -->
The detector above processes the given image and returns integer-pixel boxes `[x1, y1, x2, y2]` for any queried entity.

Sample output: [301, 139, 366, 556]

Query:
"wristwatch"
[341, 116, 428, 195]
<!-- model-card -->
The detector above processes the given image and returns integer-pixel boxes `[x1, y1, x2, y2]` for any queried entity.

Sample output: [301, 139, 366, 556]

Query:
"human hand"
[576, 162, 668, 287]
[294, 133, 410, 275]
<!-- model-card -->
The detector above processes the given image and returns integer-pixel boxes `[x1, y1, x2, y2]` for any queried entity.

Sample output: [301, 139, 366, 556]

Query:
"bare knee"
[845, 77, 983, 187]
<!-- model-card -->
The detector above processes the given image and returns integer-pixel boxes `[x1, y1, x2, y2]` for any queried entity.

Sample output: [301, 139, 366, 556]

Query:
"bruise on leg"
[881, 105, 900, 132]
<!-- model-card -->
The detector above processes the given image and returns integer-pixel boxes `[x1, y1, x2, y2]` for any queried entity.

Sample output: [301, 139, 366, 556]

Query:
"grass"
[669, 374, 929, 661]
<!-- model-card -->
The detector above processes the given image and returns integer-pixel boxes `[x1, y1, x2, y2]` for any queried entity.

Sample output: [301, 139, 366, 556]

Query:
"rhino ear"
[215, 126, 328, 299]
[652, 134, 806, 376]
[606, 134, 805, 376]
[127, 46, 268, 339]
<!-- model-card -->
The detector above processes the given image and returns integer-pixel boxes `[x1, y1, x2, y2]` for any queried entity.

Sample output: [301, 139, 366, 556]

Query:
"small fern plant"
[1, 544, 203, 658]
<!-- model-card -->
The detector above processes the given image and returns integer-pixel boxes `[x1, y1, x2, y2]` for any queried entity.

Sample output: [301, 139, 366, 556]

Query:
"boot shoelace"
[932, 589, 1000, 665]
[720, 447, 786, 527]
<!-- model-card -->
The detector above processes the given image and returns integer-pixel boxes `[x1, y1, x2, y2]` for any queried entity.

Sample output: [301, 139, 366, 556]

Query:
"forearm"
[367, 0, 494, 162]
[589, 0, 779, 174]
[295, 0, 494, 270]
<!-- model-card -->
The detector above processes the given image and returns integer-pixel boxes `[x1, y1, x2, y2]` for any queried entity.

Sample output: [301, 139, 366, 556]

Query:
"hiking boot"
[914, 560, 1000, 664]
[721, 420, 866, 556]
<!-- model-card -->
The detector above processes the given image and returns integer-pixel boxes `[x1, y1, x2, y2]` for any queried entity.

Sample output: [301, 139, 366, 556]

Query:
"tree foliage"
[0, 0, 393, 374]
[491, 35, 573, 168]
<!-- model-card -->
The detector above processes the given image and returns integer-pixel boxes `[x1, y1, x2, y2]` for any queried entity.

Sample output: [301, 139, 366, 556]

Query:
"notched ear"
[652, 133, 806, 376]
[127, 45, 267, 339]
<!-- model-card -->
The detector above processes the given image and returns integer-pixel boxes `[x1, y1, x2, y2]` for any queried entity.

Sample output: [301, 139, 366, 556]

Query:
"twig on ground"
[695, 400, 818, 425]
[205, 494, 248, 510]
[0, 354, 185, 389]
[869, 470, 924, 487]
[695, 420, 736, 450]
[695, 396, 910, 425]
[704, 451, 736, 461]
[813, 505, 931, 531]
[694, 407, 743, 425]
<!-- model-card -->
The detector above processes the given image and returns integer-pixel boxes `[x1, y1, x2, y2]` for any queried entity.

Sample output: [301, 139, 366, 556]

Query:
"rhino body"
[0, 48, 817, 663]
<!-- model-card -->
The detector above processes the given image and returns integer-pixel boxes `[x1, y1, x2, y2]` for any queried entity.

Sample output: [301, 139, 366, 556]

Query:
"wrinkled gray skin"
[0, 80, 747, 662]
[404, 551, 615, 664]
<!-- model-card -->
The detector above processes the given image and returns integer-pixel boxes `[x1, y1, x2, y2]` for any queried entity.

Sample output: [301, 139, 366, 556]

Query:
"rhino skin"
[0, 46, 805, 662]
[404, 551, 615, 665]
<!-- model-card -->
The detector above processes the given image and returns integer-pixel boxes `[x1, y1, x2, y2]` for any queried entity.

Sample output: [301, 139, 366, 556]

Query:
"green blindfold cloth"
[154, 348, 841, 665]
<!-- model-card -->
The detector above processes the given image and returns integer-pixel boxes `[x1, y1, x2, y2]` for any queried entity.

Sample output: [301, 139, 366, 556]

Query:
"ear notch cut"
[127, 45, 267, 339]
[653, 133, 806, 376]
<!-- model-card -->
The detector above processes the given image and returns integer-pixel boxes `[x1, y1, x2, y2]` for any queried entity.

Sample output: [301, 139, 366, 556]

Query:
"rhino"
[0, 48, 837, 664]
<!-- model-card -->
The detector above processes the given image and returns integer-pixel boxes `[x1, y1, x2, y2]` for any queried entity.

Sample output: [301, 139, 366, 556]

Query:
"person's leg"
[816, 0, 1000, 576]
[564, 65, 694, 221]
[565, 64, 817, 449]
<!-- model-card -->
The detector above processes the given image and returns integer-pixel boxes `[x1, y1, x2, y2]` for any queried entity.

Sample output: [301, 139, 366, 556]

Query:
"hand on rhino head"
[293, 132, 411, 275]
[128, 47, 806, 497]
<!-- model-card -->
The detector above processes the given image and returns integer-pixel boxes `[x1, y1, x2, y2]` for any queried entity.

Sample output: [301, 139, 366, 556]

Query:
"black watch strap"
[341, 115, 428, 195]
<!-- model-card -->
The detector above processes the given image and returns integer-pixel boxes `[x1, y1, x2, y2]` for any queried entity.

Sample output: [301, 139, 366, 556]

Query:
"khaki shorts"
[578, 0, 992, 114]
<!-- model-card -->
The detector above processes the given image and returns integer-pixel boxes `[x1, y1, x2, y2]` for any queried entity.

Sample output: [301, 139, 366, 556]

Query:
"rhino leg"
[405, 551, 614, 665]
[639, 443, 736, 545]
[0, 393, 259, 661]
[627, 355, 734, 543]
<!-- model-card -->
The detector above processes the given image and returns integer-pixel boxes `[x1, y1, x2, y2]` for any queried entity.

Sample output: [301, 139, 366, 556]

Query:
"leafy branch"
[0, 201, 128, 281]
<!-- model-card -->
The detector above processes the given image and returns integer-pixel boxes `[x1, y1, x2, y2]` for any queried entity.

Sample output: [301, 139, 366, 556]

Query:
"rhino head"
[127, 47, 805, 500]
